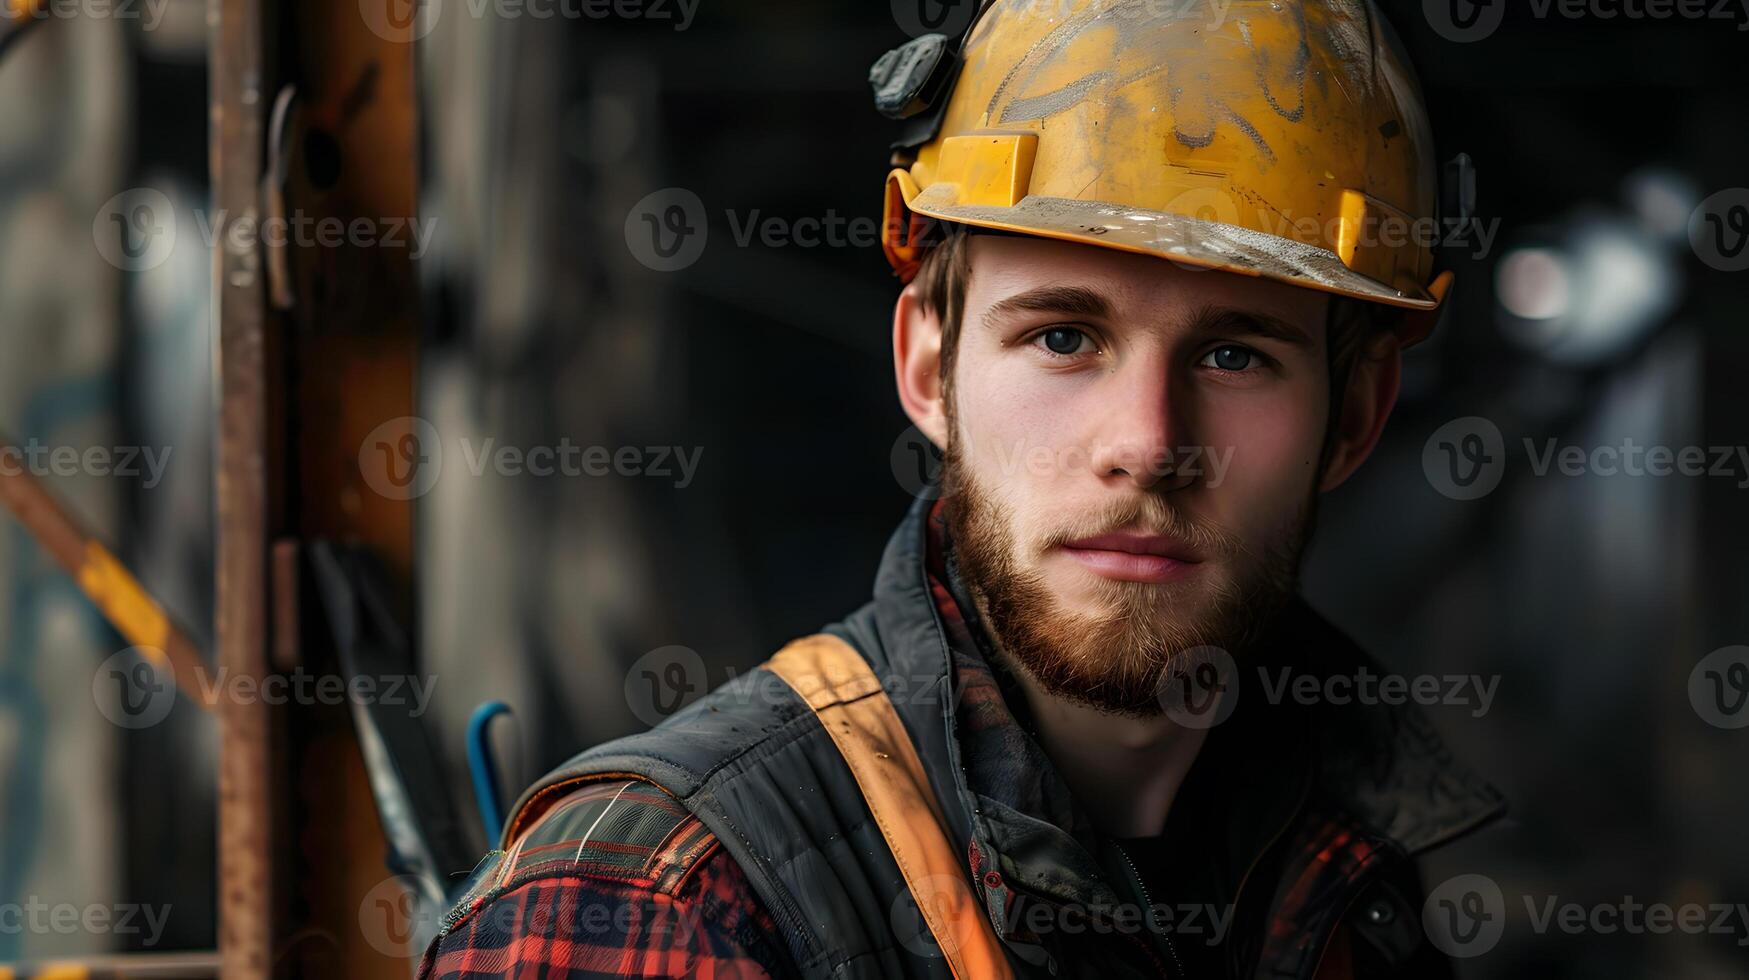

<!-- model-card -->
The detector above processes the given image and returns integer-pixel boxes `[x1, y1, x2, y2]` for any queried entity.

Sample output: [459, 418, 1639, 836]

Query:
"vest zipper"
[1113, 840, 1184, 979]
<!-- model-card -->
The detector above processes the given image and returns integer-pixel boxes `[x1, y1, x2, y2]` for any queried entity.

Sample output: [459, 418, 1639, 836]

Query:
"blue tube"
[466, 701, 514, 845]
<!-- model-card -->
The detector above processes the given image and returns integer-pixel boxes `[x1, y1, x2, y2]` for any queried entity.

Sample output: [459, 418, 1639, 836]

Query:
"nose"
[1086, 355, 1192, 492]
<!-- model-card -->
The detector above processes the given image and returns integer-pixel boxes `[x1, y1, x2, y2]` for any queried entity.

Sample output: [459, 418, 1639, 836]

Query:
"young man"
[420, 2, 1503, 977]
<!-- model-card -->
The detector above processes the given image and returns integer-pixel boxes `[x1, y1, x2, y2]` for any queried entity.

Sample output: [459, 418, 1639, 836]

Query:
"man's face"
[940, 235, 1335, 717]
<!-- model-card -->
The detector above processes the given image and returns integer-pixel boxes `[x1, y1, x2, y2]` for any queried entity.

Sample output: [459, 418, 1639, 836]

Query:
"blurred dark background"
[1, 0, 1746, 976]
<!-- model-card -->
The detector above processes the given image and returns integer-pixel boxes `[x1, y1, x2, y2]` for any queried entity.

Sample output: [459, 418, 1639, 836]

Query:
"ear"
[1319, 331, 1403, 492]
[893, 281, 950, 448]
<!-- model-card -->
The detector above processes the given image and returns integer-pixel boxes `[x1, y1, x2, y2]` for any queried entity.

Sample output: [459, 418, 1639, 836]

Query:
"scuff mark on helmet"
[1000, 70, 1116, 124]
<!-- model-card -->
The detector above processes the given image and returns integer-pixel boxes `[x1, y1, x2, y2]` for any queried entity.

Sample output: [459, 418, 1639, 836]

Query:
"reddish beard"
[942, 446, 1308, 718]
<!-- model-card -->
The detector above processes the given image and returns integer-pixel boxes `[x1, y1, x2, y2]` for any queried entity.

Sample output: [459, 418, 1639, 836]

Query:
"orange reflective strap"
[764, 635, 1014, 980]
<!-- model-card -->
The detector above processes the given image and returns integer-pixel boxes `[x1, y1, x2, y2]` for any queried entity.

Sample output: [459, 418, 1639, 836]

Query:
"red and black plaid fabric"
[419, 780, 792, 979]
[1257, 817, 1386, 979]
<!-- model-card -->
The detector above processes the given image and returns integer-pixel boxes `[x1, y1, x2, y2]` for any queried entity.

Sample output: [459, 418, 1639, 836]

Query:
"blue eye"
[1202, 345, 1257, 371]
[1037, 327, 1093, 356]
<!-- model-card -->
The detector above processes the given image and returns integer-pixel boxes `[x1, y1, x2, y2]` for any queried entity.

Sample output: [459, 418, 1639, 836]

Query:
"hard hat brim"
[904, 187, 1442, 313]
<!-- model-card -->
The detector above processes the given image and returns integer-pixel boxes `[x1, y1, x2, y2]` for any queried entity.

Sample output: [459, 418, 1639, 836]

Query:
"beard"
[943, 445, 1311, 719]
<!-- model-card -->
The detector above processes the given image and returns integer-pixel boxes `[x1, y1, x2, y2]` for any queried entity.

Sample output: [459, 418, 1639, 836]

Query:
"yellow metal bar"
[0, 952, 219, 979]
[0, 440, 209, 709]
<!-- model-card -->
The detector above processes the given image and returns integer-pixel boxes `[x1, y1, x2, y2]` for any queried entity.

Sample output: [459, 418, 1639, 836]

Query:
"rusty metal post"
[209, 0, 274, 975]
[208, 0, 429, 974]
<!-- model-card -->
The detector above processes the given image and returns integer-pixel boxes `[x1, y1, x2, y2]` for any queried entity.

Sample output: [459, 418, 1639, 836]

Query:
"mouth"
[1058, 530, 1203, 585]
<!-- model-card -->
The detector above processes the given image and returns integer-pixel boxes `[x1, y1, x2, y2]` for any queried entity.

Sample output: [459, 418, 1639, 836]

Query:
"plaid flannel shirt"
[419, 780, 792, 979]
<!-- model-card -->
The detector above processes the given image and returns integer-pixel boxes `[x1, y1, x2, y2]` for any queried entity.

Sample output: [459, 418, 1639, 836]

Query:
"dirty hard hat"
[875, 0, 1459, 341]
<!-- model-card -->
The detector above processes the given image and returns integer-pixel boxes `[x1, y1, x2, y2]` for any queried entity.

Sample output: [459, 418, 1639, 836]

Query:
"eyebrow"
[1187, 306, 1315, 349]
[980, 285, 1114, 334]
[980, 286, 1315, 349]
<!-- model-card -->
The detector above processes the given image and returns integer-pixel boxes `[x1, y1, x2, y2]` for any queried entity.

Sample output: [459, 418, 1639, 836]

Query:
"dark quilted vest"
[502, 499, 1505, 979]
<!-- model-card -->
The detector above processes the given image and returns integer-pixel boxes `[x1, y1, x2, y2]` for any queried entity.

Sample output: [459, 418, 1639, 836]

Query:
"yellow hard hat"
[874, 0, 1458, 332]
